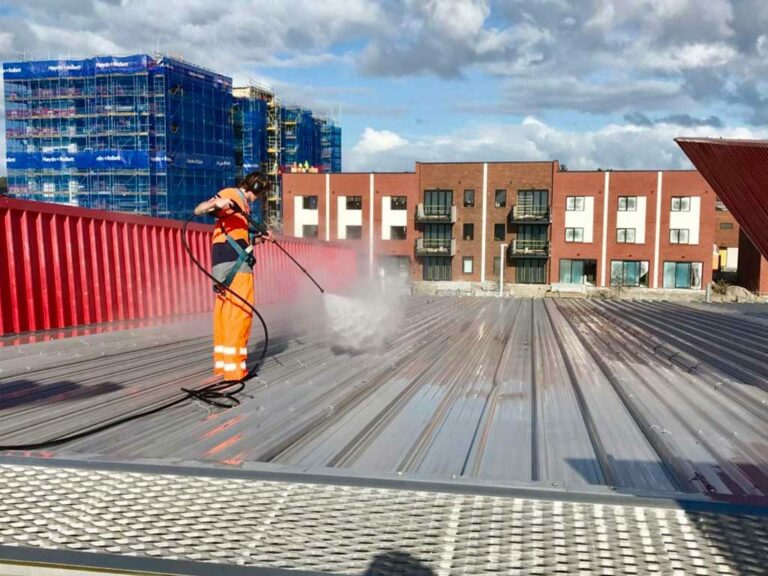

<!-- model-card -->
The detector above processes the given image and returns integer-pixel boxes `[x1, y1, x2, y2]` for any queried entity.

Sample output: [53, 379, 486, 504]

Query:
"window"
[663, 261, 702, 289]
[494, 223, 506, 241]
[462, 257, 474, 274]
[423, 257, 452, 281]
[617, 228, 636, 243]
[346, 196, 362, 210]
[671, 196, 691, 211]
[516, 260, 547, 284]
[565, 227, 584, 242]
[463, 223, 474, 240]
[610, 260, 649, 287]
[669, 229, 690, 244]
[424, 189, 453, 217]
[391, 196, 407, 210]
[559, 259, 597, 285]
[720, 222, 734, 230]
[346, 225, 362, 239]
[566, 196, 585, 211]
[302, 196, 318, 210]
[618, 196, 637, 211]
[493, 256, 501, 276]
[494, 189, 506, 208]
[463, 189, 475, 207]
[390, 226, 407, 240]
[302, 225, 318, 238]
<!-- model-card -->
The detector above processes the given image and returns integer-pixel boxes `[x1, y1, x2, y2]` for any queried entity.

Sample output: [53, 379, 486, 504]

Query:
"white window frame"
[566, 196, 585, 211]
[671, 196, 691, 212]
[670, 228, 690, 244]
[618, 196, 637, 211]
[462, 256, 473, 274]
[617, 228, 636, 243]
[565, 227, 584, 242]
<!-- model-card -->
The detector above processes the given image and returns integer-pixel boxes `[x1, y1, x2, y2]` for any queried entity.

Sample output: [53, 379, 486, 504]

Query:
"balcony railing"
[508, 239, 549, 258]
[508, 204, 550, 223]
[416, 204, 457, 223]
[415, 237, 456, 257]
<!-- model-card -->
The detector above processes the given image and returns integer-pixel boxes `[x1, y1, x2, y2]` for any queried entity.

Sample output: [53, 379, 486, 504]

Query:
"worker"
[194, 172, 273, 380]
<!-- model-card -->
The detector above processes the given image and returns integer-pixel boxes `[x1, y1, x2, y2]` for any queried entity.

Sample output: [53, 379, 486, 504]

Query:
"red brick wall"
[373, 172, 419, 262]
[282, 173, 326, 240]
[552, 170, 714, 288]
[488, 163, 554, 283]
[715, 209, 740, 248]
[658, 171, 715, 288]
[417, 163, 484, 282]
[415, 162, 554, 282]
[551, 171, 605, 283]
[282, 172, 418, 276]
[738, 230, 768, 295]
[286, 166, 722, 291]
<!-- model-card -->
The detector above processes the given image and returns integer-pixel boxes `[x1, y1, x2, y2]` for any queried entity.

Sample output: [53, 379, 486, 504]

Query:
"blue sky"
[1, 0, 767, 174]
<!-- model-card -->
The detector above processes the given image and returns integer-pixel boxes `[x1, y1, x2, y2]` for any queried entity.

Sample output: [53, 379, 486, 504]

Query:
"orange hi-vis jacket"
[211, 187, 255, 380]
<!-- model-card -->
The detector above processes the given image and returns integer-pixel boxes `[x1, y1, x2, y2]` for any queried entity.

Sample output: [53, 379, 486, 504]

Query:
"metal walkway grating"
[0, 462, 766, 575]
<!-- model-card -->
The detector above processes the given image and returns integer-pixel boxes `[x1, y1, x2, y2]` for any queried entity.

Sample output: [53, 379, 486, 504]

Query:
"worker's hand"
[252, 236, 265, 245]
[263, 230, 276, 243]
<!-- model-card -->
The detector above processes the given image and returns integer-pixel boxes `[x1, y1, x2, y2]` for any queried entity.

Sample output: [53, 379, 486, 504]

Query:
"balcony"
[508, 205, 550, 223]
[416, 203, 457, 223]
[507, 239, 549, 259]
[415, 237, 456, 257]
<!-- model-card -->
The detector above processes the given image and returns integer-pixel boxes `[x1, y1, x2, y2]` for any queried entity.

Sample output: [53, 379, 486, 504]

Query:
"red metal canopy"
[676, 137, 768, 259]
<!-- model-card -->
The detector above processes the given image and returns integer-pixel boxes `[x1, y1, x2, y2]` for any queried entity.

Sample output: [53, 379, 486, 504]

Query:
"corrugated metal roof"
[676, 137, 768, 260]
[1, 296, 768, 504]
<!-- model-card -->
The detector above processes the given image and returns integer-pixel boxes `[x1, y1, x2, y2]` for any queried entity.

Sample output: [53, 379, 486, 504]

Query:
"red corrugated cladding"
[676, 138, 768, 260]
[0, 197, 358, 336]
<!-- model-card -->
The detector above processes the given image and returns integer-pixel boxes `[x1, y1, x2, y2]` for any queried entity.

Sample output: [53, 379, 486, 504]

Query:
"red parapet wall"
[0, 198, 358, 336]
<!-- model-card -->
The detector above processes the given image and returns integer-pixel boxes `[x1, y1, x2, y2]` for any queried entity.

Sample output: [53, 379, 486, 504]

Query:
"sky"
[1, 0, 767, 174]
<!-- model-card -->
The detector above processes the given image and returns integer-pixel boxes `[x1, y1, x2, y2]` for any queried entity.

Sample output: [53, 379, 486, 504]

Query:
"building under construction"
[232, 84, 342, 225]
[3, 56, 342, 223]
[3, 55, 235, 219]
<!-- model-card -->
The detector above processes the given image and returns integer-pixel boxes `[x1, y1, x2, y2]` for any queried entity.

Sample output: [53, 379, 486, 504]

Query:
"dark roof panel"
[677, 137, 768, 259]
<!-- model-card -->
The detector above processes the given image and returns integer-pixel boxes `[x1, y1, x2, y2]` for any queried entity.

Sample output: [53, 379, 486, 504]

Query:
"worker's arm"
[194, 196, 233, 216]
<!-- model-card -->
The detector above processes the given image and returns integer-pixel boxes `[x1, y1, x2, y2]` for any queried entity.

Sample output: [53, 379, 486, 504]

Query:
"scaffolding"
[3, 55, 234, 219]
[5, 56, 340, 224]
[4, 56, 153, 213]
[233, 83, 280, 225]
[319, 117, 342, 173]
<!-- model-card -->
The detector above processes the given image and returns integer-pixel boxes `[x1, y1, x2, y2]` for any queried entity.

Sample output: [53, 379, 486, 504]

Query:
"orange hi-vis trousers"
[213, 271, 254, 380]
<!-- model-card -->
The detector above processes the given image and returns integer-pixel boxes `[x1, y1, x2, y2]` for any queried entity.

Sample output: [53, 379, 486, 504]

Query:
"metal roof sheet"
[677, 137, 768, 260]
[1, 296, 768, 505]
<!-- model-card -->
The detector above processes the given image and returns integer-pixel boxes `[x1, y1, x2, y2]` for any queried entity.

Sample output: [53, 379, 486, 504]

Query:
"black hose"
[0, 213, 269, 451]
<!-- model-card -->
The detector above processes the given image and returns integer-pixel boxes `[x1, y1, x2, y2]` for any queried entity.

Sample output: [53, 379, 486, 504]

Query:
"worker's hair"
[238, 171, 271, 194]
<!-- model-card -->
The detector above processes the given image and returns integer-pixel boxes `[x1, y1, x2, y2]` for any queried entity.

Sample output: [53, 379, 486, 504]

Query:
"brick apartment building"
[283, 161, 728, 291]
[282, 172, 419, 278]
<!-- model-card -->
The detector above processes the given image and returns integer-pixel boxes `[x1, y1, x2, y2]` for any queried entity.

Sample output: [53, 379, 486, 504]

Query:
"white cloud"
[352, 127, 408, 159]
[346, 117, 768, 172]
[641, 42, 738, 71]
[1, 0, 382, 72]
